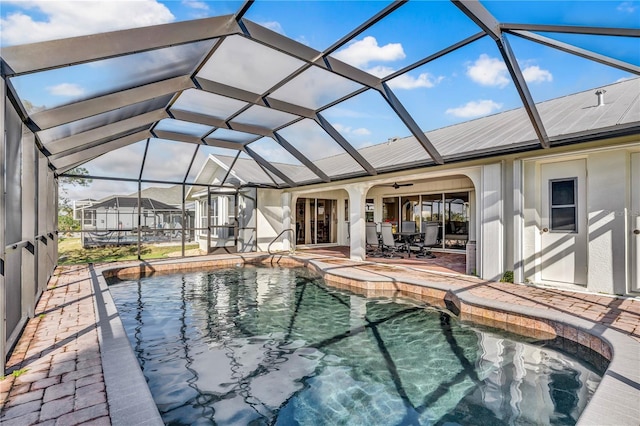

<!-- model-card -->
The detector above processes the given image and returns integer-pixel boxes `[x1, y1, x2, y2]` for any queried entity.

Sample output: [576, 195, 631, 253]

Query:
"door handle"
[542, 227, 549, 233]
[634, 229, 640, 235]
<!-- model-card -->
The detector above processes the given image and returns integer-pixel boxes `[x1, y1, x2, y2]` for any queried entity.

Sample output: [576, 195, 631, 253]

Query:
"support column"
[480, 162, 504, 281]
[281, 192, 292, 251]
[21, 126, 36, 318]
[347, 184, 368, 261]
[1, 77, 6, 374]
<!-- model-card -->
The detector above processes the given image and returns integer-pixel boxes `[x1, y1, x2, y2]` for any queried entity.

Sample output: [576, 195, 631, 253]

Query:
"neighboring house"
[75, 185, 197, 247]
[72, 198, 96, 221]
[81, 196, 187, 247]
[134, 185, 196, 211]
[190, 77, 640, 296]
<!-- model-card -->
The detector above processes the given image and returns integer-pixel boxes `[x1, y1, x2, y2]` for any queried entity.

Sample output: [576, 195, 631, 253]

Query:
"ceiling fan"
[381, 182, 414, 189]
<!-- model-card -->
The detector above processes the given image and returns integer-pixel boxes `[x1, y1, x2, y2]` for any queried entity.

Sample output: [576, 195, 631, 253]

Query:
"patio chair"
[410, 222, 439, 258]
[366, 222, 381, 257]
[401, 221, 416, 233]
[380, 223, 405, 258]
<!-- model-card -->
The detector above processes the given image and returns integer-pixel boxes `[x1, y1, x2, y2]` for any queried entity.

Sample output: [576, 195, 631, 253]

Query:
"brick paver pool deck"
[1, 252, 638, 425]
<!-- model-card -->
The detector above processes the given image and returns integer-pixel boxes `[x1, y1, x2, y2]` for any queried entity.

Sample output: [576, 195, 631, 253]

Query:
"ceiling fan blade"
[380, 182, 414, 188]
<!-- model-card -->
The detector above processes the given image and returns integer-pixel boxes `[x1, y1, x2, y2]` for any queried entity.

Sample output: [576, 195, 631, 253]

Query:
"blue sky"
[1, 0, 638, 199]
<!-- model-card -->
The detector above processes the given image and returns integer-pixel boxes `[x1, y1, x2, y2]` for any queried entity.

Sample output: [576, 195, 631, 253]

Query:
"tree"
[58, 167, 92, 233]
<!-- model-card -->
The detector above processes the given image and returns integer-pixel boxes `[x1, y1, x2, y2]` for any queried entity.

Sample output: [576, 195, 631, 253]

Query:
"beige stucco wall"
[521, 143, 640, 294]
[256, 189, 286, 251]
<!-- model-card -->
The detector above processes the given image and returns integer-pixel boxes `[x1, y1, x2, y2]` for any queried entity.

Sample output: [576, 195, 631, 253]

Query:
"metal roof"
[1, 1, 638, 190]
[87, 197, 180, 211]
[204, 76, 640, 182]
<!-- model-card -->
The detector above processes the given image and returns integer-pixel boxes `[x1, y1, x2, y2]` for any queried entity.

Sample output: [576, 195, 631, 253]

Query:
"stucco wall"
[257, 189, 285, 251]
[586, 150, 629, 294]
[521, 146, 639, 294]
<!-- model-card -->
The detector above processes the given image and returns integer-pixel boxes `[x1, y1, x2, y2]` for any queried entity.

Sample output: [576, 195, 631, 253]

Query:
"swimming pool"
[108, 266, 603, 425]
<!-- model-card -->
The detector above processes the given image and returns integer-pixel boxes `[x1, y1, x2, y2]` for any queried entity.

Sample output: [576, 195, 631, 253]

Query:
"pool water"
[108, 266, 603, 425]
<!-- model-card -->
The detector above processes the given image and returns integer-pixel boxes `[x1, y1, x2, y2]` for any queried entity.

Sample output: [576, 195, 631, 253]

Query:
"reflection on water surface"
[109, 266, 603, 425]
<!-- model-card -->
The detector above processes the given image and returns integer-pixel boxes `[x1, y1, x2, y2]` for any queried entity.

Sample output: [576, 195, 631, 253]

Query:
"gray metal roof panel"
[232, 78, 640, 183]
[538, 78, 640, 136]
[88, 196, 179, 211]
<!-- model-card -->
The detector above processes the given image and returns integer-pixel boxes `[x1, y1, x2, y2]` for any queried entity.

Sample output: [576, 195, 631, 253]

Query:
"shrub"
[500, 270, 514, 283]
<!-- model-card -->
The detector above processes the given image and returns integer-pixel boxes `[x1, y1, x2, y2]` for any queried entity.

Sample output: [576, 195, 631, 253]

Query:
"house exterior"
[81, 196, 189, 247]
[71, 198, 96, 221]
[187, 158, 258, 254]
[190, 77, 640, 296]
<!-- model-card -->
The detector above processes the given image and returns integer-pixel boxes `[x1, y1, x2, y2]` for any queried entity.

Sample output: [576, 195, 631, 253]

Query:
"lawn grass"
[58, 237, 200, 265]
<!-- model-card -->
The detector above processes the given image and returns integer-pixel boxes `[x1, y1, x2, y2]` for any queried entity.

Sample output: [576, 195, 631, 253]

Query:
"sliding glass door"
[383, 192, 470, 251]
[295, 198, 337, 245]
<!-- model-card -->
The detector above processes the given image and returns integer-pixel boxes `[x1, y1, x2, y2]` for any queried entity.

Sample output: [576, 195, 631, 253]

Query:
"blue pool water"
[108, 266, 604, 425]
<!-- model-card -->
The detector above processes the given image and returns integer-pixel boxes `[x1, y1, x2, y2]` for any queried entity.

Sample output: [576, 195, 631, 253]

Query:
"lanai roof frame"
[1, 0, 638, 190]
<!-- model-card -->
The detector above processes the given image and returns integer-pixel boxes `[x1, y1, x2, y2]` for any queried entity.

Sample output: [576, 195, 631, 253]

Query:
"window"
[550, 178, 577, 232]
[443, 192, 469, 249]
[365, 198, 374, 223]
[382, 197, 399, 232]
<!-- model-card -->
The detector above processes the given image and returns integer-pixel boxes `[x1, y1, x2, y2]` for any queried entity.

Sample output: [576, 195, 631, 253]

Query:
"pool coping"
[96, 253, 640, 425]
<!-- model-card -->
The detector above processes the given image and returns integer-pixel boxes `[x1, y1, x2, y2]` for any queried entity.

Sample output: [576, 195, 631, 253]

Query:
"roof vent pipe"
[595, 89, 606, 106]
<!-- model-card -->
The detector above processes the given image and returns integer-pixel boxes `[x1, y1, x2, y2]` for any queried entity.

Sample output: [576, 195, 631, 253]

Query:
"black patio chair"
[410, 222, 439, 258]
[366, 222, 381, 257]
[380, 223, 405, 258]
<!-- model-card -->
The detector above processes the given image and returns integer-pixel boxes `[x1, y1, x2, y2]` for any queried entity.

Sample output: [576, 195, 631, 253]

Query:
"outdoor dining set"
[366, 221, 440, 259]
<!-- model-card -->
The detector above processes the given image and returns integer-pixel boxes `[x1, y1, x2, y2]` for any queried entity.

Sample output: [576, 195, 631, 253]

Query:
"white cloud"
[47, 83, 85, 97]
[522, 65, 553, 83]
[352, 128, 371, 136]
[1, 0, 174, 45]
[386, 71, 443, 90]
[296, 35, 310, 46]
[324, 107, 372, 119]
[365, 65, 444, 90]
[389, 73, 444, 90]
[259, 21, 285, 35]
[467, 54, 510, 88]
[333, 36, 442, 91]
[617, 1, 637, 13]
[66, 179, 138, 202]
[334, 36, 405, 68]
[446, 100, 503, 118]
[182, 0, 209, 10]
[332, 123, 371, 136]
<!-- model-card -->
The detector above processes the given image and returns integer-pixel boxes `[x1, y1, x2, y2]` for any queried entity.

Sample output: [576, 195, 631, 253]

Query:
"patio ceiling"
[1, 0, 639, 189]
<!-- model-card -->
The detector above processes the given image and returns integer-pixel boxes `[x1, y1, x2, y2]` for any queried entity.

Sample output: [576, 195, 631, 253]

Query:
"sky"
[1, 0, 638, 201]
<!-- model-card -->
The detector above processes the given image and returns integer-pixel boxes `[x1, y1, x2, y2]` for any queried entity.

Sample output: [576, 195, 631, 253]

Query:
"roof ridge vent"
[595, 89, 606, 106]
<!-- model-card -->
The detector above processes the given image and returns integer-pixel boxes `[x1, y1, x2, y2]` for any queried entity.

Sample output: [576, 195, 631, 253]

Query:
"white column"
[281, 192, 292, 251]
[480, 162, 504, 281]
[347, 184, 368, 261]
